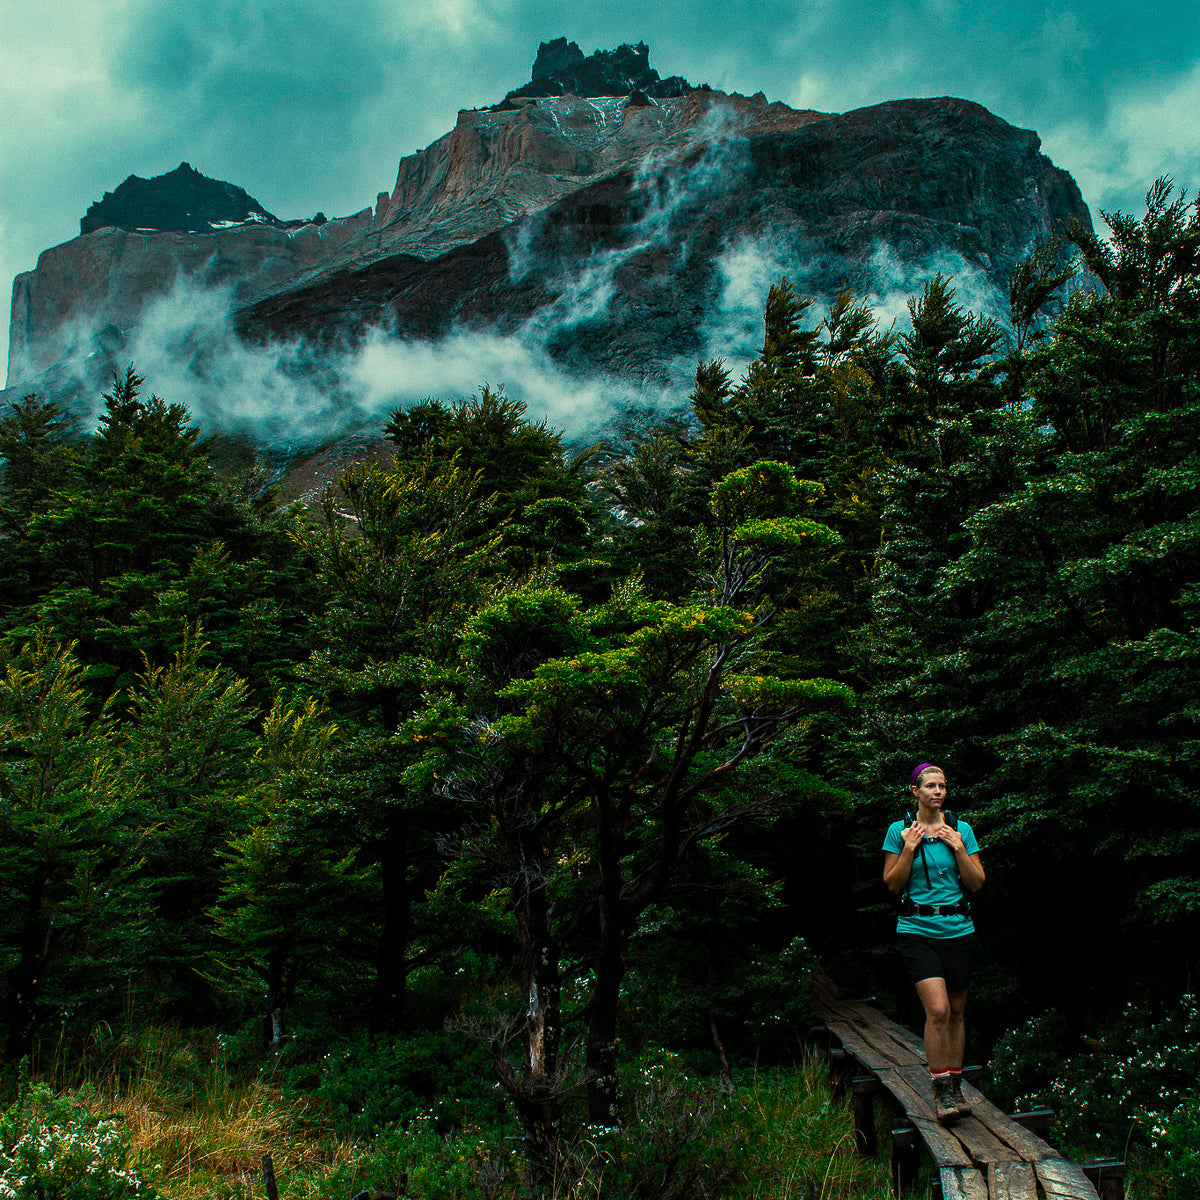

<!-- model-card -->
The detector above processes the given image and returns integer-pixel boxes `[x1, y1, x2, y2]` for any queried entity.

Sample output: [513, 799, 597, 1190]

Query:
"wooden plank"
[964, 1087, 1057, 1161]
[1035, 1158, 1100, 1200]
[827, 1013, 925, 1069]
[811, 972, 860, 1007]
[941, 1166, 989, 1200]
[989, 1161, 1038, 1200]
[939, 1112, 1020, 1165]
[815, 992, 927, 1064]
[855, 1017, 928, 1066]
[1008, 1107, 1055, 1135]
[825, 1020, 907, 1074]
[842, 1000, 928, 1058]
[881, 1068, 974, 1167]
[890, 1065, 1020, 1165]
[822, 993, 927, 1053]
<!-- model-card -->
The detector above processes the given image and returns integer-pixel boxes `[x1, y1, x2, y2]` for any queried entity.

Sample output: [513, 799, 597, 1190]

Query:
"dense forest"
[0, 183, 1197, 1199]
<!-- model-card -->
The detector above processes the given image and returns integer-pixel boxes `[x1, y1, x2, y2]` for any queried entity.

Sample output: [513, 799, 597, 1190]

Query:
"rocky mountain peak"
[506, 38, 697, 101]
[8, 42, 1092, 452]
[79, 162, 284, 236]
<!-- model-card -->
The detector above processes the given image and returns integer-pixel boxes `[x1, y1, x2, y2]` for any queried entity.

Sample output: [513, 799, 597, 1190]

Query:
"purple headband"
[910, 763, 937, 785]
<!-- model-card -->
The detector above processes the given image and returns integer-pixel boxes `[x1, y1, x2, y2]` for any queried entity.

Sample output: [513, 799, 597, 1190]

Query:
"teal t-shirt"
[883, 818, 979, 939]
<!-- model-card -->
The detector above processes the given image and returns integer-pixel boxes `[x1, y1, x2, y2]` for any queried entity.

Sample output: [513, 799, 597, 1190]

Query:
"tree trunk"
[585, 930, 625, 1125]
[496, 824, 565, 1188]
[3, 876, 52, 1063]
[370, 811, 410, 1035]
[586, 786, 625, 1125]
[263, 946, 286, 1054]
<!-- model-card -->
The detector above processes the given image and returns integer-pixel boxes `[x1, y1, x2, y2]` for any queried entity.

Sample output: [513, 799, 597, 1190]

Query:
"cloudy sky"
[2, 0, 1198, 383]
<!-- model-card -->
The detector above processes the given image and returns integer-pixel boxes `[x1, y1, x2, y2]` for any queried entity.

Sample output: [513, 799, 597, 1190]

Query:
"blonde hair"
[910, 763, 945, 787]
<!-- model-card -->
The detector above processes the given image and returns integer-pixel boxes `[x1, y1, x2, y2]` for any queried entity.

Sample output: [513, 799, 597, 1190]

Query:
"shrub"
[289, 1029, 507, 1137]
[987, 995, 1200, 1194]
[0, 1084, 160, 1200]
[581, 1051, 748, 1199]
[1156, 1098, 1200, 1200]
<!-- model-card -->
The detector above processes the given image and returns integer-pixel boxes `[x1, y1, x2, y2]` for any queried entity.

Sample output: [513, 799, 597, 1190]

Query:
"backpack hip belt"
[899, 898, 970, 917]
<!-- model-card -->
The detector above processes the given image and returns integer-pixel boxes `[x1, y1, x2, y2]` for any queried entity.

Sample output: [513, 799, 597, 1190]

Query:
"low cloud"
[14, 225, 1022, 460]
[41, 273, 682, 451]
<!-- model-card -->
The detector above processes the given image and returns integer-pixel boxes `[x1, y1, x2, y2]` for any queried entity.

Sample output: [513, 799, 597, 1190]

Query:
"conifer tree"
[0, 395, 76, 618]
[0, 637, 148, 1059]
[118, 629, 257, 1018]
[300, 450, 502, 1033]
[213, 697, 372, 1049]
[410, 457, 852, 1173]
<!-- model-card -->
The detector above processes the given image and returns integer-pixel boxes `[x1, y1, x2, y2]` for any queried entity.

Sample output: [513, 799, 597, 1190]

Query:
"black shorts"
[897, 932, 977, 992]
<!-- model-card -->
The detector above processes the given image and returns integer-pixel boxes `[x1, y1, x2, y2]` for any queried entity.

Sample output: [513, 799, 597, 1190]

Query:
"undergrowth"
[1, 1025, 894, 1200]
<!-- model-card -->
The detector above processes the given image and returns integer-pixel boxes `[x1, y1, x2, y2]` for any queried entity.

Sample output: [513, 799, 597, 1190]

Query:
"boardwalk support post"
[1009, 1107, 1057, 1147]
[851, 1074, 880, 1155]
[829, 1046, 852, 1101]
[261, 1153, 279, 1200]
[891, 1124, 921, 1194]
[1082, 1158, 1126, 1200]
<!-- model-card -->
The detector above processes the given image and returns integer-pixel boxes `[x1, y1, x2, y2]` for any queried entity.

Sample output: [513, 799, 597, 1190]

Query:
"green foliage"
[212, 695, 374, 1040]
[1158, 1099, 1200, 1199]
[1068, 177, 1199, 309]
[988, 995, 1200, 1186]
[0, 371, 312, 700]
[588, 1052, 750, 1199]
[119, 628, 256, 1013]
[708, 460, 819, 524]
[291, 1029, 505, 1137]
[0, 1083, 160, 1200]
[0, 636, 148, 1059]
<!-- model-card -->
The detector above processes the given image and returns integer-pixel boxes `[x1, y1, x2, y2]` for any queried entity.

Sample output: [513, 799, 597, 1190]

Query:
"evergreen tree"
[213, 697, 373, 1049]
[118, 629, 257, 1019]
[299, 450, 502, 1033]
[0, 396, 77, 617]
[0, 636, 148, 1059]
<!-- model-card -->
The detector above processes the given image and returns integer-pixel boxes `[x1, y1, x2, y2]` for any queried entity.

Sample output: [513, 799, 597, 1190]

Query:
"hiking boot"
[947, 1073, 972, 1118]
[932, 1075, 960, 1124]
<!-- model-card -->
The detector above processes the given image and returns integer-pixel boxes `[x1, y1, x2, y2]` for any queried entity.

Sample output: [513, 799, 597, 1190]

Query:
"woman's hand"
[929, 823, 965, 853]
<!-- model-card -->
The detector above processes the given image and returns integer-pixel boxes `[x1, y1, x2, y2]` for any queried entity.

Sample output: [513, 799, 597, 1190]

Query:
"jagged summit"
[79, 162, 325, 236]
[504, 38, 697, 101]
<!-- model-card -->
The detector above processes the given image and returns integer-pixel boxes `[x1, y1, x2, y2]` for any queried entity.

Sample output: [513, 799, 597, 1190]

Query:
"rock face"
[5, 42, 1092, 439]
[506, 38, 696, 100]
[236, 96, 1090, 383]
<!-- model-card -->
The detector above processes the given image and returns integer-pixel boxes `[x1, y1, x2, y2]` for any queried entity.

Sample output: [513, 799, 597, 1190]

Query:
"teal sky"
[3, 0, 1199, 381]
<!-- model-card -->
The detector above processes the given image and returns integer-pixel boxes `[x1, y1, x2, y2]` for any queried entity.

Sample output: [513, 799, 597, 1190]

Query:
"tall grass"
[733, 1064, 892, 1200]
[20, 1024, 358, 1199]
[9, 1026, 894, 1200]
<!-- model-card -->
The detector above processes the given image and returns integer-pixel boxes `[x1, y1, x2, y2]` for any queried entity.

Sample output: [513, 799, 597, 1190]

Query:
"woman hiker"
[883, 763, 985, 1123]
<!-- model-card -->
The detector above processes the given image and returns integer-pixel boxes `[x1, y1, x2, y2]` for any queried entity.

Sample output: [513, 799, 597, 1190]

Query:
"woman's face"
[911, 771, 947, 810]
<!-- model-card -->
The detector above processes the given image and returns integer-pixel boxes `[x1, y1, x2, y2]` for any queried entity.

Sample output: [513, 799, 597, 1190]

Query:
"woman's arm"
[931, 825, 986, 893]
[956, 851, 985, 893]
[883, 850, 912, 894]
[883, 822, 923, 894]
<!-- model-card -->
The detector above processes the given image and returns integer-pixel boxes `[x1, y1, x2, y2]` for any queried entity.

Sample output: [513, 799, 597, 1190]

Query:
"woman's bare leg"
[914, 976, 967, 1072]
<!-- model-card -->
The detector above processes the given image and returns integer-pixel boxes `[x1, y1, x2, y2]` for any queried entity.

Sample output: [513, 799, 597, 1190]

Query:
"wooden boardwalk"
[811, 977, 1123, 1200]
